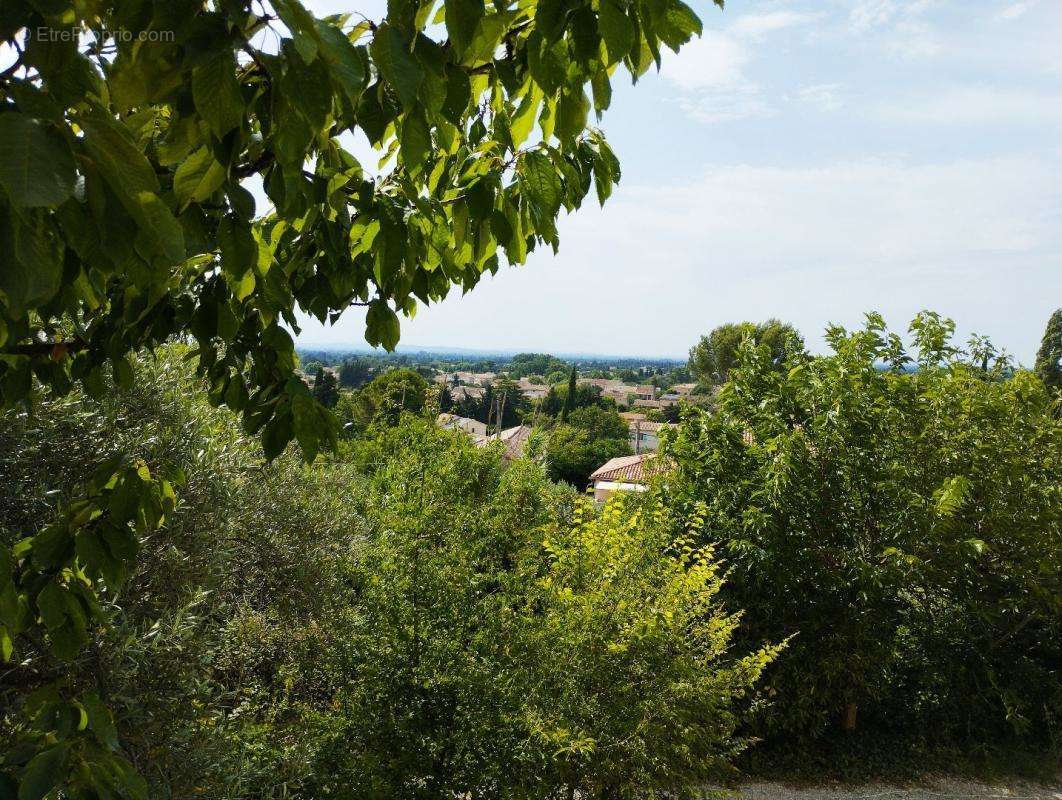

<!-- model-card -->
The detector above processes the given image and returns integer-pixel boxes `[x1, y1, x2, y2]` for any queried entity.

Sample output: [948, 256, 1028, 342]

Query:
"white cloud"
[730, 11, 823, 40]
[298, 155, 1062, 362]
[659, 30, 772, 123]
[999, 1, 1037, 21]
[793, 83, 843, 112]
[849, 0, 937, 31]
[850, 0, 900, 32]
[660, 30, 750, 92]
[884, 20, 941, 58]
[676, 88, 774, 124]
[873, 85, 1062, 126]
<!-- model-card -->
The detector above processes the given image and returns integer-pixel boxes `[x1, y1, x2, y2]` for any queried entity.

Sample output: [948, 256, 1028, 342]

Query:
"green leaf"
[445, 0, 485, 58]
[399, 111, 431, 170]
[261, 410, 294, 460]
[535, 0, 569, 43]
[519, 151, 562, 216]
[275, 0, 322, 63]
[79, 114, 159, 199]
[192, 53, 244, 137]
[0, 113, 76, 208]
[134, 192, 186, 265]
[527, 32, 569, 96]
[657, 0, 703, 51]
[314, 21, 369, 103]
[591, 68, 612, 114]
[1, 210, 62, 313]
[112, 355, 134, 390]
[598, 0, 635, 65]
[173, 146, 227, 207]
[18, 743, 69, 800]
[371, 25, 424, 110]
[465, 10, 521, 64]
[366, 300, 401, 351]
[80, 688, 119, 752]
[36, 582, 67, 633]
[282, 50, 333, 130]
[291, 393, 322, 461]
[510, 84, 543, 148]
[556, 89, 589, 144]
[218, 217, 259, 280]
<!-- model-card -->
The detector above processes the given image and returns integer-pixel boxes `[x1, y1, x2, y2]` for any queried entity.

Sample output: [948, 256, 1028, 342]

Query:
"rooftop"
[589, 453, 663, 484]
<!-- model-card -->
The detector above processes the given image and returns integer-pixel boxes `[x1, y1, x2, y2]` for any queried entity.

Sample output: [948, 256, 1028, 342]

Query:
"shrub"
[337, 422, 777, 798]
[2, 353, 771, 798]
[662, 312, 1062, 747]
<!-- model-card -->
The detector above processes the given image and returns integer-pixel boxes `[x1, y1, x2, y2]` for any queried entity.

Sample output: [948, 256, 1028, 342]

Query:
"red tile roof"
[589, 453, 663, 484]
[477, 425, 532, 460]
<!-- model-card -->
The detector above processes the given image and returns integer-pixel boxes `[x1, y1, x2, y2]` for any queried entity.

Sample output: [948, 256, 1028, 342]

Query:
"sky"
[293, 0, 1062, 362]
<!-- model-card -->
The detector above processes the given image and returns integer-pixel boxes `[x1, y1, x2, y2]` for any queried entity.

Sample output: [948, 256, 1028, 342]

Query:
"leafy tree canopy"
[0, 0, 718, 462]
[688, 319, 804, 385]
[664, 311, 1062, 744]
[1034, 308, 1062, 392]
[0, 6, 718, 790]
[546, 403, 630, 486]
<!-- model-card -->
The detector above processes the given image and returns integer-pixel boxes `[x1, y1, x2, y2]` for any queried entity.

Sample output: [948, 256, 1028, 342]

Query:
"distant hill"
[295, 342, 686, 365]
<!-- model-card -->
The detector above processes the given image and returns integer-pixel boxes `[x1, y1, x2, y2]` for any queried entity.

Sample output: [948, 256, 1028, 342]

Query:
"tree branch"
[6, 339, 89, 358]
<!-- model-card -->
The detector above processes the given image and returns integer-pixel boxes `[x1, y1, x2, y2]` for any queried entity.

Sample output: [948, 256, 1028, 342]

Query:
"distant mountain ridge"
[296, 342, 686, 364]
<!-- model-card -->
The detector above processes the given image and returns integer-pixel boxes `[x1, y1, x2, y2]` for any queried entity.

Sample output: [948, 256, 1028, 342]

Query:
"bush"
[545, 406, 632, 487]
[662, 312, 1062, 748]
[0, 349, 373, 797]
[336, 422, 776, 797]
[2, 352, 771, 798]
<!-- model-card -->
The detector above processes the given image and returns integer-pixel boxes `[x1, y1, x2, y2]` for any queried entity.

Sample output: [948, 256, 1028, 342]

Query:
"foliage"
[546, 405, 631, 486]
[662, 312, 1062, 747]
[567, 404, 628, 441]
[348, 367, 428, 429]
[311, 365, 340, 407]
[506, 352, 569, 379]
[562, 366, 578, 420]
[337, 356, 373, 389]
[0, 349, 368, 798]
[540, 378, 608, 417]
[2, 355, 770, 798]
[486, 376, 531, 429]
[688, 319, 804, 385]
[0, 0, 714, 457]
[1035, 308, 1062, 392]
[335, 423, 776, 798]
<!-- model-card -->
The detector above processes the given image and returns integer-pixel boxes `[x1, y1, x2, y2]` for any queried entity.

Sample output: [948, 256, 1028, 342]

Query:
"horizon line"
[294, 341, 688, 362]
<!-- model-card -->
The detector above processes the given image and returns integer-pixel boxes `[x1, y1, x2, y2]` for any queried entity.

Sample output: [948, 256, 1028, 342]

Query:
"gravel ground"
[720, 778, 1062, 799]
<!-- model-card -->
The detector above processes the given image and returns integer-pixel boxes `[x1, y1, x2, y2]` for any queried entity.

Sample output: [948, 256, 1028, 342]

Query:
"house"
[627, 419, 670, 454]
[577, 379, 657, 407]
[477, 424, 533, 461]
[672, 383, 697, 396]
[516, 378, 550, 401]
[588, 453, 663, 503]
[450, 385, 485, 402]
[437, 413, 487, 438]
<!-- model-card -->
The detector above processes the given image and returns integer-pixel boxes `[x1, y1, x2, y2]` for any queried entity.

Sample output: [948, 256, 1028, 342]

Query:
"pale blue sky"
[295, 0, 1062, 362]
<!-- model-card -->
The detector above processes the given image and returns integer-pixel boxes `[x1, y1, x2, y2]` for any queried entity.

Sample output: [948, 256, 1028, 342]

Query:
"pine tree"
[1035, 309, 1062, 391]
[562, 367, 578, 421]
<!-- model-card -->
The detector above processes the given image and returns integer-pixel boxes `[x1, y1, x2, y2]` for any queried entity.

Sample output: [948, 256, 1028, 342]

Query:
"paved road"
[723, 779, 1062, 799]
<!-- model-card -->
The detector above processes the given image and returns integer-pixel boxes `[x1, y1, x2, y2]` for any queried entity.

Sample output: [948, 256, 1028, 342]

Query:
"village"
[434, 371, 697, 502]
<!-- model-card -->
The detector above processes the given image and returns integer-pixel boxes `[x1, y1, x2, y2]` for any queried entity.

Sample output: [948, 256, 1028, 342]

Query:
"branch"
[234, 150, 275, 179]
[6, 338, 89, 358]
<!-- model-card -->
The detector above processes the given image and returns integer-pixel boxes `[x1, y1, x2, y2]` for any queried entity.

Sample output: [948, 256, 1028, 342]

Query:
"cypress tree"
[1034, 309, 1062, 391]
[562, 366, 577, 421]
